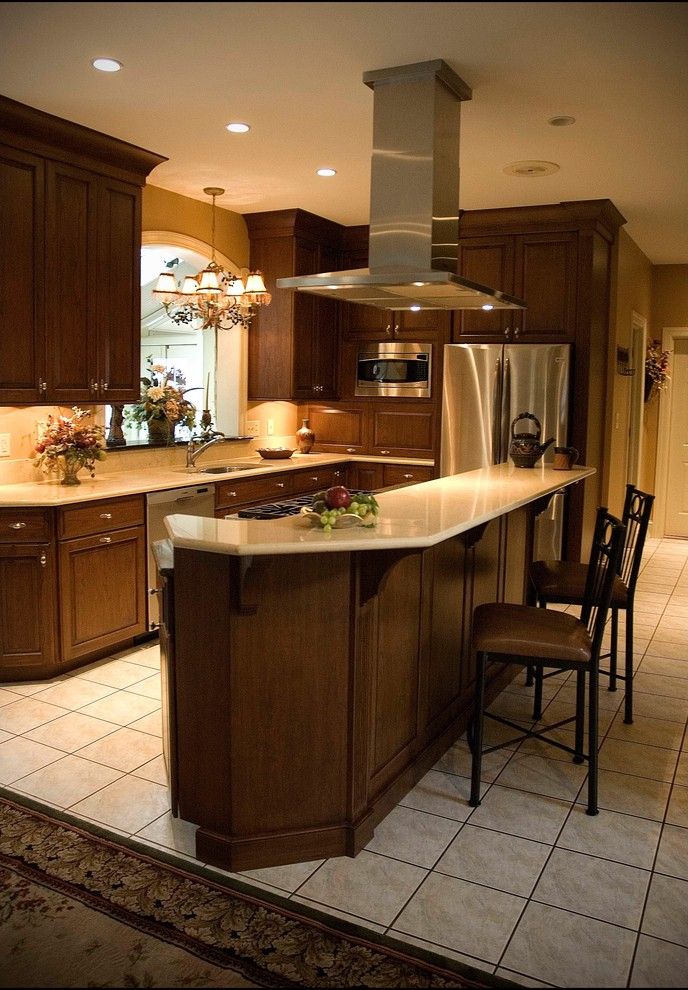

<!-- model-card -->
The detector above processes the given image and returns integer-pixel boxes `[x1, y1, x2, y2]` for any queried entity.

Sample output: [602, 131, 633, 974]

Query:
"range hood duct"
[277, 59, 525, 312]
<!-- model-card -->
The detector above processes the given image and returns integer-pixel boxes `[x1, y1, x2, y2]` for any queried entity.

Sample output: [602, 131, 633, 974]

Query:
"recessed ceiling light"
[413, 281, 427, 287]
[226, 122, 250, 134]
[482, 304, 494, 311]
[410, 305, 422, 312]
[91, 57, 122, 73]
[548, 115, 576, 127]
[503, 160, 560, 177]
[316, 168, 337, 177]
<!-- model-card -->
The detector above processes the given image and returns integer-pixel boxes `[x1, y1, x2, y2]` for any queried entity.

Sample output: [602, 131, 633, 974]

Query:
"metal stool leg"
[574, 669, 585, 763]
[624, 607, 634, 724]
[533, 667, 544, 720]
[470, 651, 487, 807]
[586, 665, 599, 815]
[525, 664, 534, 687]
[609, 609, 618, 691]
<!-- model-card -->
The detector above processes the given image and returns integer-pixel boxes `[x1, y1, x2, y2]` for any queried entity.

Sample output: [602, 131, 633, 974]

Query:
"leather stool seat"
[530, 561, 628, 610]
[474, 603, 592, 665]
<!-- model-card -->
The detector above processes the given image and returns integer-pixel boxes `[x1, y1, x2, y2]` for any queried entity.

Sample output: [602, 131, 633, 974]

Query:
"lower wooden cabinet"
[0, 542, 58, 678]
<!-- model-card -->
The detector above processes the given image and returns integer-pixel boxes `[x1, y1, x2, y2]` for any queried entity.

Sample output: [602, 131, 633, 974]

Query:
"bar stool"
[529, 484, 654, 724]
[469, 510, 625, 816]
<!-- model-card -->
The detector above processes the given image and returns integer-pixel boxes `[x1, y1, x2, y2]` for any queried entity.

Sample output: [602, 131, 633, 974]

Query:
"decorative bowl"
[256, 447, 295, 460]
[298, 507, 377, 529]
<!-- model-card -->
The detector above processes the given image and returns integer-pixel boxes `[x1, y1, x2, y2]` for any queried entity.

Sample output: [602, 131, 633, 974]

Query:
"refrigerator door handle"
[501, 356, 512, 462]
[492, 357, 502, 464]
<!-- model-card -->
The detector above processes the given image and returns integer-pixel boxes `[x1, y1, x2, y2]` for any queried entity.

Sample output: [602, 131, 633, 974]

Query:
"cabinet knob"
[149, 587, 161, 596]
[403, 473, 413, 479]
[9, 522, 27, 530]
[346, 448, 356, 453]
[380, 449, 391, 455]
[311, 476, 319, 482]
[226, 491, 237, 498]
[101, 380, 109, 392]
[504, 327, 511, 339]
[99, 512, 113, 520]
[90, 380, 99, 395]
[513, 326, 520, 338]
[39, 552, 47, 567]
[37, 378, 48, 394]
[99, 536, 112, 544]
[385, 324, 393, 336]
[275, 482, 285, 489]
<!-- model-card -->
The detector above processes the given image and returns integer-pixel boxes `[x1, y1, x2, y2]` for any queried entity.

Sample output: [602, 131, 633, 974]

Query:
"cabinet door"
[455, 236, 515, 339]
[0, 146, 45, 404]
[291, 239, 320, 399]
[0, 544, 58, 678]
[339, 247, 391, 341]
[96, 176, 142, 401]
[396, 309, 452, 341]
[307, 403, 368, 454]
[45, 161, 98, 403]
[59, 525, 146, 662]
[311, 242, 339, 399]
[382, 464, 434, 487]
[369, 403, 435, 458]
[348, 463, 384, 492]
[513, 232, 577, 339]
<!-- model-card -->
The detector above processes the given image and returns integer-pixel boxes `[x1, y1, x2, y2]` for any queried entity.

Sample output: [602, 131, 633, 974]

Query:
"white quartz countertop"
[165, 463, 595, 557]
[0, 452, 432, 507]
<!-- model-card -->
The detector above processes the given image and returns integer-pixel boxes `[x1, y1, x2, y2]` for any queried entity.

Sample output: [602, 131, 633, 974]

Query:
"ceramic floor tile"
[467, 784, 571, 844]
[514, 727, 578, 764]
[645, 641, 688, 662]
[674, 753, 688, 788]
[131, 754, 167, 785]
[127, 710, 162, 736]
[399, 769, 478, 821]
[239, 859, 325, 893]
[435, 823, 550, 897]
[70, 774, 170, 833]
[631, 692, 688, 723]
[607, 712, 686, 751]
[0, 728, 12, 744]
[638, 655, 688, 679]
[655, 824, 688, 881]
[501, 900, 636, 987]
[78, 693, 160, 727]
[295, 850, 426, 927]
[0, 678, 62, 697]
[532, 847, 650, 929]
[666, 785, 688, 828]
[13, 753, 122, 807]
[434, 739, 513, 782]
[635, 672, 688, 699]
[288, 896, 386, 934]
[0, 696, 69, 734]
[112, 643, 160, 669]
[392, 871, 525, 964]
[76, 658, 155, 689]
[574, 768, 671, 821]
[548, 685, 623, 715]
[494, 752, 587, 802]
[29, 678, 116, 710]
[641, 873, 688, 947]
[387, 932, 494, 977]
[365, 805, 461, 868]
[136, 811, 198, 858]
[0, 736, 64, 784]
[124, 674, 161, 700]
[24, 711, 118, 752]
[0, 687, 21, 707]
[598, 736, 679, 782]
[74, 726, 162, 771]
[494, 969, 554, 988]
[557, 804, 661, 869]
[630, 933, 688, 987]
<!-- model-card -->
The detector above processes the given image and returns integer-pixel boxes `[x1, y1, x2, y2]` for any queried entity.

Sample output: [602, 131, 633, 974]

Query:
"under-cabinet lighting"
[91, 57, 122, 72]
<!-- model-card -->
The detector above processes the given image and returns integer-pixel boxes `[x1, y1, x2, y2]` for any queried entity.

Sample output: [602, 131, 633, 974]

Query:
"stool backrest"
[581, 511, 626, 658]
[619, 484, 655, 594]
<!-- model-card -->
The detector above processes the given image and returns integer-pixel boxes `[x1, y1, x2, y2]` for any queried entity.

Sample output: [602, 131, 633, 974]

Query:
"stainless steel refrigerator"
[440, 342, 572, 559]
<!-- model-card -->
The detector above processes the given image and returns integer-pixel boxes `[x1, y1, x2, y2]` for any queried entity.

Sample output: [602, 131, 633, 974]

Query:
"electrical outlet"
[0, 434, 10, 457]
[245, 420, 260, 437]
[267, 419, 274, 436]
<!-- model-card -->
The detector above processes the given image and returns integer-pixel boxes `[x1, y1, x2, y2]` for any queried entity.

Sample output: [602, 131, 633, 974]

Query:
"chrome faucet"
[186, 432, 227, 471]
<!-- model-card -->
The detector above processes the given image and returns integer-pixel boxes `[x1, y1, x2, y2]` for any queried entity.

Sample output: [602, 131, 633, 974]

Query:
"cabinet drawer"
[290, 465, 346, 494]
[215, 473, 294, 510]
[58, 495, 145, 540]
[0, 508, 53, 543]
[383, 465, 435, 488]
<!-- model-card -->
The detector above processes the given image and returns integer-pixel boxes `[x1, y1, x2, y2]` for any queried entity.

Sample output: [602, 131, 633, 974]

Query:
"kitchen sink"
[199, 465, 256, 474]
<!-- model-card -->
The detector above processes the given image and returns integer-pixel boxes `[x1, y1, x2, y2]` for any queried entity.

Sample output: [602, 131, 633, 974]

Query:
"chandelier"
[152, 187, 271, 331]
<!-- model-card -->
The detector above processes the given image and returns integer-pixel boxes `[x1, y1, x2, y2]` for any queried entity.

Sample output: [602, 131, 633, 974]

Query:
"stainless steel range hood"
[277, 59, 525, 312]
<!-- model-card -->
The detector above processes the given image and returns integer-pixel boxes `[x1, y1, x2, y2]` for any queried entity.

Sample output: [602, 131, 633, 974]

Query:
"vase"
[644, 373, 655, 403]
[296, 418, 315, 454]
[59, 458, 84, 486]
[148, 417, 175, 446]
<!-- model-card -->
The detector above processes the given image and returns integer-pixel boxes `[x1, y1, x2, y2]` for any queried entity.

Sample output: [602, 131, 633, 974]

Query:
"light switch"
[0, 434, 9, 457]
[267, 419, 274, 436]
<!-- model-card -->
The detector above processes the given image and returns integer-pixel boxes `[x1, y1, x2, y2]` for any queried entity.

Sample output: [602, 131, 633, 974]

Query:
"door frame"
[653, 326, 688, 537]
[626, 312, 647, 488]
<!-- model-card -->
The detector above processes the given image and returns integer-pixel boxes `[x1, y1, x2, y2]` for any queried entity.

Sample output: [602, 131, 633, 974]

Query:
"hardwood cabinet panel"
[515, 231, 578, 338]
[0, 508, 52, 544]
[348, 463, 384, 492]
[58, 495, 145, 540]
[215, 471, 295, 512]
[456, 236, 514, 338]
[0, 543, 57, 676]
[59, 525, 147, 662]
[370, 404, 435, 457]
[306, 404, 368, 454]
[382, 464, 434, 487]
[289, 465, 346, 494]
[0, 146, 45, 403]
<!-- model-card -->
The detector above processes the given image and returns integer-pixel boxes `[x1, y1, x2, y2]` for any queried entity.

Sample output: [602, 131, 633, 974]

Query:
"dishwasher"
[146, 484, 216, 629]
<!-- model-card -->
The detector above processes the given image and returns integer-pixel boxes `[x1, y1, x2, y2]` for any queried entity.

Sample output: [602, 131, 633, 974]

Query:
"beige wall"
[603, 229, 653, 515]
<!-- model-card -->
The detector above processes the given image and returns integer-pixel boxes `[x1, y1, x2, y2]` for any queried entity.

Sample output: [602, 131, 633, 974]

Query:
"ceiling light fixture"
[316, 168, 337, 177]
[548, 115, 576, 127]
[91, 57, 122, 72]
[226, 122, 250, 133]
[503, 160, 560, 177]
[153, 187, 271, 331]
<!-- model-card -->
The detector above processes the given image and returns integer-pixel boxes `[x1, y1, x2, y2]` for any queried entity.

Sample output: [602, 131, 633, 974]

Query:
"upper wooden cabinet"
[0, 94, 165, 405]
[245, 210, 343, 402]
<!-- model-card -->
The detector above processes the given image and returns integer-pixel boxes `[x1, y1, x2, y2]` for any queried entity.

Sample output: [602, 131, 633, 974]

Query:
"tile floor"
[1, 537, 687, 987]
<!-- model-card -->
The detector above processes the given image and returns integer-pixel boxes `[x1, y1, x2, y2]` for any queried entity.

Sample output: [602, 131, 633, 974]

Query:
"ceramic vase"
[148, 417, 174, 445]
[59, 457, 84, 486]
[296, 418, 315, 453]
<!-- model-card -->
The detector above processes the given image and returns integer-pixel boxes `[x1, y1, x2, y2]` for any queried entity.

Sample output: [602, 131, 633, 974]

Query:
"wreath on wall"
[644, 339, 670, 402]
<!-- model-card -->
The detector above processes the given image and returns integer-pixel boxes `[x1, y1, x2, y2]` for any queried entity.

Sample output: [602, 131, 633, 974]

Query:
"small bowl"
[256, 447, 295, 460]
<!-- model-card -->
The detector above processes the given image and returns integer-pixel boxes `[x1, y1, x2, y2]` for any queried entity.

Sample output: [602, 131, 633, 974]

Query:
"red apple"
[325, 485, 352, 509]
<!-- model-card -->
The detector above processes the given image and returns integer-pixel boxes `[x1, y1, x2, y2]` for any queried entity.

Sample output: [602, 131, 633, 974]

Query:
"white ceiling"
[1, 2, 687, 263]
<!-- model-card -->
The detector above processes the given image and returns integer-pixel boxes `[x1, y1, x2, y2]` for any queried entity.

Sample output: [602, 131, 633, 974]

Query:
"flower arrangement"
[645, 339, 671, 401]
[127, 356, 197, 437]
[33, 407, 106, 485]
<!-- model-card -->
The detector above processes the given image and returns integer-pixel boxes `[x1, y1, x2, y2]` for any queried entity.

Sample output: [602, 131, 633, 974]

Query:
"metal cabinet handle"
[403, 473, 413, 479]
[90, 380, 99, 395]
[275, 482, 285, 489]
[39, 552, 47, 567]
[9, 522, 27, 530]
[380, 449, 390, 455]
[226, 491, 237, 498]
[513, 326, 520, 338]
[99, 536, 112, 544]
[101, 380, 109, 392]
[346, 447, 356, 453]
[37, 378, 48, 394]
[311, 476, 319, 482]
[504, 327, 511, 339]
[99, 512, 112, 520]
[149, 587, 161, 597]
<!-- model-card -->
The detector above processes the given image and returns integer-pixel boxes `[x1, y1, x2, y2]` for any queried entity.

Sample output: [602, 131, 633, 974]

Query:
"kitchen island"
[160, 464, 593, 871]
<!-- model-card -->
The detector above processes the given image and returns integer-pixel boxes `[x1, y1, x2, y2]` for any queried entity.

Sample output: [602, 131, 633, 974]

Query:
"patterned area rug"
[0, 795, 519, 988]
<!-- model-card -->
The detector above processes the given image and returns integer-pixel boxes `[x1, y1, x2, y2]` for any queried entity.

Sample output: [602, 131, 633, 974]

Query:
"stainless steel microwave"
[355, 342, 432, 398]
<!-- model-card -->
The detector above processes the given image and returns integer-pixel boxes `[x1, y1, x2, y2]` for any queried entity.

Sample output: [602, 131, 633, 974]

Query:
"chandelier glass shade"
[152, 187, 271, 330]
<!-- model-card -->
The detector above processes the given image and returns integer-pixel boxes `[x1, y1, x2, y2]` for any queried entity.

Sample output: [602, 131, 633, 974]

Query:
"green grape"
[323, 523, 332, 531]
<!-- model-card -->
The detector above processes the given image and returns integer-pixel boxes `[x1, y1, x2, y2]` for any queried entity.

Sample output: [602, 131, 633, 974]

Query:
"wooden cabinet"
[0, 507, 58, 678]
[245, 210, 342, 401]
[305, 403, 368, 455]
[57, 496, 147, 663]
[346, 462, 434, 492]
[307, 401, 436, 459]
[342, 304, 450, 342]
[456, 230, 578, 341]
[0, 94, 164, 405]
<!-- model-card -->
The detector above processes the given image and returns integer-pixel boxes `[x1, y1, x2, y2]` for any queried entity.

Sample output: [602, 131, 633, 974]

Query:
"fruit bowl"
[299, 507, 376, 529]
[256, 447, 295, 460]
[298, 488, 380, 531]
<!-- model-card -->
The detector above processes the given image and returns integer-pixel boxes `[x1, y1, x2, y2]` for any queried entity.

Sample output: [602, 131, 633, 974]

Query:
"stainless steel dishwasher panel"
[146, 485, 216, 629]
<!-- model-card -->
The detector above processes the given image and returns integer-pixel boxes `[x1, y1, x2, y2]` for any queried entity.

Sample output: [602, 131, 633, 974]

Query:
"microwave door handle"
[491, 356, 502, 464]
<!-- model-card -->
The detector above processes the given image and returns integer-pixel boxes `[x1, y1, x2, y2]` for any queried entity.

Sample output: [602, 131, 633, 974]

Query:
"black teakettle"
[509, 412, 554, 468]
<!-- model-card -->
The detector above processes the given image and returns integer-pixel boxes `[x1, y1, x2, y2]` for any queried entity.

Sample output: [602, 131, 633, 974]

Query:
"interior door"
[664, 337, 688, 538]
